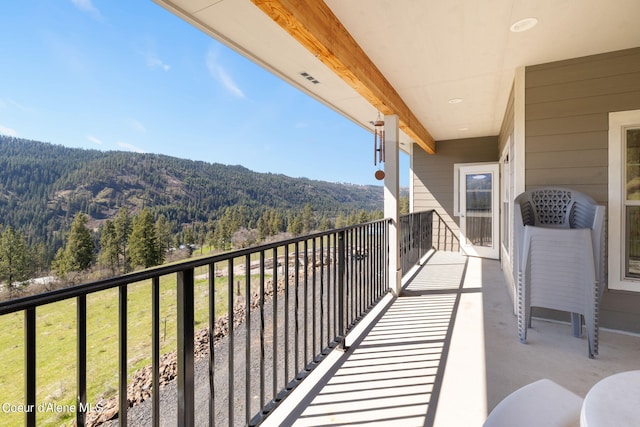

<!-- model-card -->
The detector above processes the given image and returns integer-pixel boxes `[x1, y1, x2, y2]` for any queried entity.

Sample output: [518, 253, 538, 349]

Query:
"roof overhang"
[153, 0, 640, 155]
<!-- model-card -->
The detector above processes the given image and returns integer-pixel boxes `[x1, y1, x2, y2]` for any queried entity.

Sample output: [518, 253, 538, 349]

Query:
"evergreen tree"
[184, 226, 195, 246]
[53, 212, 95, 276]
[155, 214, 173, 253]
[400, 196, 410, 214]
[98, 220, 119, 275]
[114, 207, 132, 273]
[335, 211, 346, 228]
[0, 226, 33, 287]
[129, 208, 162, 268]
[301, 204, 315, 233]
[288, 214, 304, 236]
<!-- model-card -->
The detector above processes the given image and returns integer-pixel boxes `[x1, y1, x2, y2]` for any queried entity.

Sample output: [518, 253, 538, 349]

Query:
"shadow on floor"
[278, 252, 469, 426]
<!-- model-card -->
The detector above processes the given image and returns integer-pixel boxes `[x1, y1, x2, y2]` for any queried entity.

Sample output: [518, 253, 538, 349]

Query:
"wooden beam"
[251, 0, 436, 154]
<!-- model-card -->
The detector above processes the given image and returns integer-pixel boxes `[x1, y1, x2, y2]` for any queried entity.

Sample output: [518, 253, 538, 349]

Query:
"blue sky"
[0, 0, 408, 186]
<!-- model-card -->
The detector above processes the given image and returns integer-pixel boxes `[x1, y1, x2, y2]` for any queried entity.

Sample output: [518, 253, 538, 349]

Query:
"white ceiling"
[154, 0, 640, 151]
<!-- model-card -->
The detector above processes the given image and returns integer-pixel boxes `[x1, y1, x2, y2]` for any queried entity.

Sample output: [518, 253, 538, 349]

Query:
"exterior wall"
[499, 84, 514, 154]
[525, 47, 640, 332]
[412, 136, 499, 235]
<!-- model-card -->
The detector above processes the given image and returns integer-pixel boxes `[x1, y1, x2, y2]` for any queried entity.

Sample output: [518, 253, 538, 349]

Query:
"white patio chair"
[514, 187, 605, 358]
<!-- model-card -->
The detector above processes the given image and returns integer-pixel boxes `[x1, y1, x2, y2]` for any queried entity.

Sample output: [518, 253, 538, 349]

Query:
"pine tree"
[98, 220, 119, 275]
[114, 207, 132, 273]
[53, 212, 95, 276]
[301, 204, 315, 233]
[129, 208, 162, 268]
[0, 226, 33, 288]
[155, 214, 173, 253]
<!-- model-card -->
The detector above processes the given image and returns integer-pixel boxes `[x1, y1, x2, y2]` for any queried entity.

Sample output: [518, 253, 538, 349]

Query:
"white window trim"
[500, 138, 512, 265]
[608, 109, 640, 291]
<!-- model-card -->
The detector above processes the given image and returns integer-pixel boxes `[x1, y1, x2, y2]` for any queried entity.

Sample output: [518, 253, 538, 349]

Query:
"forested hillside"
[0, 136, 383, 261]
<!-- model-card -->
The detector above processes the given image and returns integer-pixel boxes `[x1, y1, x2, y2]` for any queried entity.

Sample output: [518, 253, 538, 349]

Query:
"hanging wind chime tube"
[374, 114, 385, 180]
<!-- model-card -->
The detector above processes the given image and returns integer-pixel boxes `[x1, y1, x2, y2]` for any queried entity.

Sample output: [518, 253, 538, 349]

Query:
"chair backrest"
[515, 187, 597, 229]
[514, 187, 606, 297]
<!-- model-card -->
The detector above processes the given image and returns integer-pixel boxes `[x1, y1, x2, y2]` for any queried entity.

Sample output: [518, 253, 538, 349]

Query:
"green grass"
[0, 266, 267, 427]
[0, 237, 336, 426]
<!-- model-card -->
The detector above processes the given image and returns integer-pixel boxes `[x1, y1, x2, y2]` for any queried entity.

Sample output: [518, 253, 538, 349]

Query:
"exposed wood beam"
[251, 0, 436, 154]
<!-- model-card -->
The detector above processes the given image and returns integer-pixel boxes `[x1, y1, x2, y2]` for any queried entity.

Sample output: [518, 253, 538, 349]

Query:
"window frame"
[608, 110, 640, 291]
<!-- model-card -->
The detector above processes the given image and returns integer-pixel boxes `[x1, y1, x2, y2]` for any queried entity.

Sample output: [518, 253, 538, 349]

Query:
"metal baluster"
[259, 251, 266, 411]
[312, 238, 317, 357]
[151, 277, 160, 427]
[119, 285, 128, 427]
[294, 242, 300, 377]
[228, 259, 235, 425]
[272, 247, 278, 400]
[338, 231, 346, 350]
[77, 295, 87, 427]
[208, 264, 215, 427]
[284, 245, 289, 389]
[245, 254, 251, 425]
[303, 239, 309, 367]
[177, 269, 195, 427]
[319, 237, 324, 350]
[25, 307, 36, 427]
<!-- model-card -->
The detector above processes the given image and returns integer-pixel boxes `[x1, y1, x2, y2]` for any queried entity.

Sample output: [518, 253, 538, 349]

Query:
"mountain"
[0, 136, 383, 253]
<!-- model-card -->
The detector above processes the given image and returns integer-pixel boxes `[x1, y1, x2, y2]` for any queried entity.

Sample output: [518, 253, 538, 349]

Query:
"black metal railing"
[399, 210, 434, 275]
[0, 219, 393, 427]
[433, 210, 460, 252]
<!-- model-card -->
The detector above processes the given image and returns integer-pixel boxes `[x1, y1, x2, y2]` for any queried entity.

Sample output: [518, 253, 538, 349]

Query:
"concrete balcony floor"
[265, 251, 640, 426]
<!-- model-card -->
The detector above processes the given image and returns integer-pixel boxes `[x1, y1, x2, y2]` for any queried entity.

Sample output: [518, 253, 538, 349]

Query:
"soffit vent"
[300, 71, 320, 84]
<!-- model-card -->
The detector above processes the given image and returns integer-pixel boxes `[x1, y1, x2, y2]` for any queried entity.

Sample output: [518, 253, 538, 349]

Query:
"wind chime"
[373, 114, 385, 180]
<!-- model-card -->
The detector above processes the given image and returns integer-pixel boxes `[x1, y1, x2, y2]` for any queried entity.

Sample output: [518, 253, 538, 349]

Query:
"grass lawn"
[0, 263, 267, 427]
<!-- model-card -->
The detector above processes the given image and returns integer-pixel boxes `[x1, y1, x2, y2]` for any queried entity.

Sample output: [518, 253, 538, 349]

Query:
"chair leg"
[571, 313, 582, 338]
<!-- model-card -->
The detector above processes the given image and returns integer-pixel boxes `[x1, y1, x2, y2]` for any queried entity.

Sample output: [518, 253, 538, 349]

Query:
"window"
[625, 128, 640, 278]
[609, 110, 640, 291]
[500, 136, 513, 259]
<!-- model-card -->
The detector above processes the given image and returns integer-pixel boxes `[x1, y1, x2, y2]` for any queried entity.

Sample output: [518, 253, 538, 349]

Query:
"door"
[459, 163, 500, 259]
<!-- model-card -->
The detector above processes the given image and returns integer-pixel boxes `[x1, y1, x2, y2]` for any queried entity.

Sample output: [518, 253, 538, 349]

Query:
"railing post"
[151, 277, 160, 427]
[337, 230, 346, 350]
[177, 269, 195, 427]
[25, 307, 36, 427]
[118, 285, 128, 427]
[77, 295, 87, 427]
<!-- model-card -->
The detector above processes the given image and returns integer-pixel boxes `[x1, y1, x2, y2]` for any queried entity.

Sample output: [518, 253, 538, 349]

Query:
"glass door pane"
[465, 173, 493, 247]
[459, 163, 499, 259]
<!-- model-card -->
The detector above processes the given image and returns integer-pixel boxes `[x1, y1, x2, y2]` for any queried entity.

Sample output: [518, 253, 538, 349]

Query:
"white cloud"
[206, 47, 245, 98]
[0, 124, 18, 137]
[117, 141, 145, 153]
[87, 135, 103, 145]
[126, 119, 147, 132]
[71, 0, 102, 19]
[146, 53, 170, 72]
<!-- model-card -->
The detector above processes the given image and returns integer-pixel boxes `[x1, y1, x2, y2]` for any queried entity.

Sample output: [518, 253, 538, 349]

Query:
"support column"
[384, 115, 402, 296]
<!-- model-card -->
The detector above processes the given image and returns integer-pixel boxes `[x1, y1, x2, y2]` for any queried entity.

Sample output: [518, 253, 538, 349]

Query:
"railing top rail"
[399, 209, 434, 218]
[0, 218, 391, 316]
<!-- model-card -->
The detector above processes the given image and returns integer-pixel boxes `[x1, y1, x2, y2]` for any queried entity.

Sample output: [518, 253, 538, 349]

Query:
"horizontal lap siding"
[525, 47, 640, 332]
[412, 137, 499, 235]
[525, 47, 640, 206]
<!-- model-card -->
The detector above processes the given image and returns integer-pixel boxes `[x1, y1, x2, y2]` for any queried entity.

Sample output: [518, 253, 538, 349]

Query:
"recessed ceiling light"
[448, 98, 463, 104]
[510, 17, 538, 33]
[458, 127, 469, 131]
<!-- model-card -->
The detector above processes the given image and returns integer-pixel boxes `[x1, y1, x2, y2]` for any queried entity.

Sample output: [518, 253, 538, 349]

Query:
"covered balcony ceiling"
[154, 0, 640, 154]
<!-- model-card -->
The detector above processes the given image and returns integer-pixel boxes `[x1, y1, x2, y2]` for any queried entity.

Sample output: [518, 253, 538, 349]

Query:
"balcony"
[1, 211, 639, 426]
